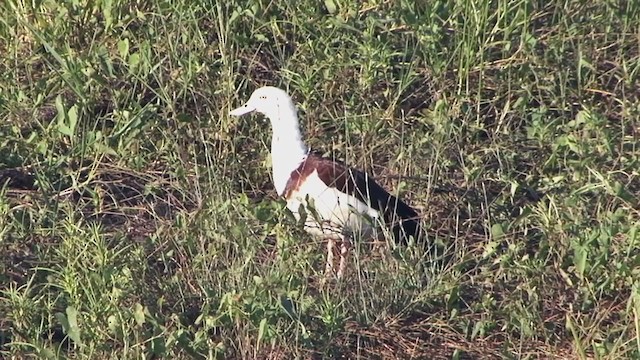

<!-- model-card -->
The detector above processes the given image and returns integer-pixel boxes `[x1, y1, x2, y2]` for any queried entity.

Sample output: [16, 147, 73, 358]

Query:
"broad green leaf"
[102, 0, 113, 28]
[118, 38, 129, 58]
[129, 53, 140, 69]
[58, 124, 73, 136]
[55, 95, 65, 123]
[55, 307, 82, 346]
[257, 318, 268, 345]
[324, 0, 337, 14]
[66, 306, 82, 346]
[107, 314, 118, 333]
[133, 303, 145, 326]
[491, 223, 504, 240]
[573, 245, 587, 278]
[67, 104, 78, 134]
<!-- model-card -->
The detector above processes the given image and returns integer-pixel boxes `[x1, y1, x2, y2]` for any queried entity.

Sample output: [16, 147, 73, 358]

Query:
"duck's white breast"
[286, 170, 380, 238]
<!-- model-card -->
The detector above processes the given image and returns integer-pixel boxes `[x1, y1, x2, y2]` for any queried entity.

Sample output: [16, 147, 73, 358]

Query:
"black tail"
[384, 195, 422, 243]
[355, 173, 422, 243]
[342, 165, 422, 244]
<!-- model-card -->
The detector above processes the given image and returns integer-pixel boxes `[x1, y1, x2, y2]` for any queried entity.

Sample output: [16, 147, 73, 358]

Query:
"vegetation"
[1, 0, 639, 358]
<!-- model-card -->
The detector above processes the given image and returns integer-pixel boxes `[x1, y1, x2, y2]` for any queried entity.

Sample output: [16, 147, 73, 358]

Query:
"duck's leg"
[325, 237, 335, 276]
[336, 235, 351, 279]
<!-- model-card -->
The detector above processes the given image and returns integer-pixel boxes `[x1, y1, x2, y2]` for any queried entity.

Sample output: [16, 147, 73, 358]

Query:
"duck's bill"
[229, 103, 255, 116]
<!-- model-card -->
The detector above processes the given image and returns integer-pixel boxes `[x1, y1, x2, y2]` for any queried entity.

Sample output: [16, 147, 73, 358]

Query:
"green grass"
[1, 0, 639, 358]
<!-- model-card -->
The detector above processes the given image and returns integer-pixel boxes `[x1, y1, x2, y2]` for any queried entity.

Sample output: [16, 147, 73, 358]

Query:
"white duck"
[230, 86, 421, 278]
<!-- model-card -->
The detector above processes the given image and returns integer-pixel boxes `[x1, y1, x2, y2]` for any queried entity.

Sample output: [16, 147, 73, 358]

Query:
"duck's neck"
[267, 106, 308, 196]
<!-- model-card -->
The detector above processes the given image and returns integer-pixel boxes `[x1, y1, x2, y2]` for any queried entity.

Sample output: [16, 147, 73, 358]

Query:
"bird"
[229, 86, 421, 278]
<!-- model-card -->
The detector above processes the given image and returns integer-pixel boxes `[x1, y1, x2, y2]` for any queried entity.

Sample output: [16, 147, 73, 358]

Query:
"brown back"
[283, 154, 422, 242]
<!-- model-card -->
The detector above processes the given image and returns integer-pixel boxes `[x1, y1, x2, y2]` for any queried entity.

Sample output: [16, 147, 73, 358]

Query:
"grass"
[0, 0, 639, 358]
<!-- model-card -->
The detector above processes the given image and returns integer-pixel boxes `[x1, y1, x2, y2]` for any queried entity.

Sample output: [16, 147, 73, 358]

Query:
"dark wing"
[308, 154, 422, 243]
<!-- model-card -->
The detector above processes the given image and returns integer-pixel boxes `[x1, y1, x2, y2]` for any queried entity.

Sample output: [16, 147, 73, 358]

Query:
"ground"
[1, 0, 639, 359]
